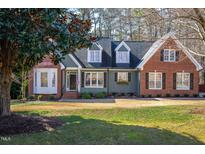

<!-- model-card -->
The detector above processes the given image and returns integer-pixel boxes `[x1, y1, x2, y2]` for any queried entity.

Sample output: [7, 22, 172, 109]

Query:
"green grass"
[1, 102, 205, 144]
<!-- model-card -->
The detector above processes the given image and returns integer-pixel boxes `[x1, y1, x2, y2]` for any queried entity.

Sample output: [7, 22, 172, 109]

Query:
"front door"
[66, 72, 77, 91]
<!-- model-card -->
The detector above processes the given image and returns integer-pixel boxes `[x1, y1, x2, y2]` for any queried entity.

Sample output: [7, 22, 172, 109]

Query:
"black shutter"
[176, 51, 180, 61]
[160, 50, 164, 61]
[128, 72, 131, 82]
[115, 72, 118, 82]
[81, 72, 84, 87]
[190, 73, 194, 90]
[145, 73, 149, 89]
[162, 73, 166, 89]
[104, 72, 106, 88]
[173, 73, 176, 89]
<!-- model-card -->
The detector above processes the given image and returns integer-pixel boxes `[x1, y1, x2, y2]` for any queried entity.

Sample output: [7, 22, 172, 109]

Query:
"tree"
[0, 8, 94, 116]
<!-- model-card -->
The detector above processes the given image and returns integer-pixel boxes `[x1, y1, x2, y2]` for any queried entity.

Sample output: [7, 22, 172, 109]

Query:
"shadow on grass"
[6, 111, 203, 145]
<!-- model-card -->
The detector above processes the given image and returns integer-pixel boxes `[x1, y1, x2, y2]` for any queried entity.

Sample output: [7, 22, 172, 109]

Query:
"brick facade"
[28, 56, 62, 99]
[140, 37, 199, 97]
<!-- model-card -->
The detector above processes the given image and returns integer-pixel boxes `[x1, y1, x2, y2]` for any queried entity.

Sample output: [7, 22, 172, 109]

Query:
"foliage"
[10, 82, 21, 99]
[37, 95, 43, 101]
[27, 95, 35, 100]
[0, 8, 94, 115]
[184, 94, 190, 97]
[166, 93, 171, 97]
[95, 92, 106, 98]
[81, 92, 92, 99]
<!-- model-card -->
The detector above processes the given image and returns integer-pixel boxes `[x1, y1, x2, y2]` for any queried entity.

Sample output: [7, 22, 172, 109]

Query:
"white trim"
[65, 67, 79, 70]
[84, 72, 104, 88]
[137, 32, 203, 71]
[163, 49, 176, 62]
[115, 41, 131, 51]
[148, 72, 162, 90]
[115, 41, 130, 64]
[176, 72, 190, 90]
[60, 62, 65, 70]
[69, 54, 82, 68]
[66, 71, 77, 91]
[87, 42, 103, 63]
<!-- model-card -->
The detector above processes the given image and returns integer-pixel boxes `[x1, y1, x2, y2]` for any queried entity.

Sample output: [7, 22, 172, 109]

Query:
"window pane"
[95, 51, 100, 62]
[170, 51, 175, 61]
[91, 73, 97, 87]
[156, 73, 162, 88]
[89, 50, 100, 62]
[98, 73, 104, 87]
[183, 73, 190, 88]
[85, 73, 91, 86]
[149, 73, 155, 89]
[41, 72, 48, 87]
[118, 72, 128, 82]
[164, 50, 169, 61]
[117, 52, 129, 63]
[176, 73, 182, 88]
[52, 72, 56, 87]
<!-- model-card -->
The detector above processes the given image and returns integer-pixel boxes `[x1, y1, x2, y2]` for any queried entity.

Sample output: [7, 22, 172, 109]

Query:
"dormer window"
[163, 49, 176, 62]
[115, 41, 130, 63]
[87, 43, 102, 63]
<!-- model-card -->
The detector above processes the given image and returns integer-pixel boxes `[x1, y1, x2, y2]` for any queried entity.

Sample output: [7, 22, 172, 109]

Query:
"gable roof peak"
[137, 32, 202, 71]
[115, 41, 131, 52]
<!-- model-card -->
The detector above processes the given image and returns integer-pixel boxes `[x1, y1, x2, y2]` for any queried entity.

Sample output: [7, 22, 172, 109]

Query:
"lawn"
[1, 100, 205, 145]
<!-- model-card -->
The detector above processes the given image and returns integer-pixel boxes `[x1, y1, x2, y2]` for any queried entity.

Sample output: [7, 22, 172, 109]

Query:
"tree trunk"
[0, 40, 16, 117]
[0, 66, 12, 116]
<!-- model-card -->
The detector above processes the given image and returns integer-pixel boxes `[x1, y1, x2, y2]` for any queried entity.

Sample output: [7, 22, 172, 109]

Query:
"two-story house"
[28, 32, 203, 99]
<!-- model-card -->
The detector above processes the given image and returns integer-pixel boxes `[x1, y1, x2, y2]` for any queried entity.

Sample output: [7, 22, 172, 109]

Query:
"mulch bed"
[190, 108, 205, 115]
[0, 114, 64, 136]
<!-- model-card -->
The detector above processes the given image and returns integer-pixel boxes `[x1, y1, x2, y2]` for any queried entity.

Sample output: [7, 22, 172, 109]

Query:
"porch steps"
[62, 92, 79, 99]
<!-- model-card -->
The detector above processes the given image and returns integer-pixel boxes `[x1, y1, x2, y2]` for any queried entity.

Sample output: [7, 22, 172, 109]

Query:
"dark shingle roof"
[118, 45, 129, 51]
[63, 38, 154, 68]
[89, 43, 101, 50]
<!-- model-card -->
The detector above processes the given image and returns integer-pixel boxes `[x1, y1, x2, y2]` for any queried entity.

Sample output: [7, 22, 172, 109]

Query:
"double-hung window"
[85, 72, 104, 88]
[164, 49, 176, 62]
[88, 50, 101, 62]
[176, 72, 190, 90]
[116, 51, 129, 63]
[117, 72, 128, 83]
[149, 72, 162, 89]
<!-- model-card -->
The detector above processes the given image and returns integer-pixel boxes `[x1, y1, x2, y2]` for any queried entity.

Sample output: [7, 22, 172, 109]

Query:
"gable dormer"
[87, 42, 103, 63]
[115, 41, 130, 64]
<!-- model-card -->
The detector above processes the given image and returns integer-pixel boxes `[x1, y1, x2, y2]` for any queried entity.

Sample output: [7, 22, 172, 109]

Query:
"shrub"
[49, 95, 55, 101]
[95, 92, 106, 98]
[184, 93, 189, 97]
[37, 95, 43, 101]
[156, 94, 161, 97]
[81, 92, 92, 99]
[166, 93, 171, 97]
[148, 94, 152, 98]
[193, 94, 199, 97]
[174, 94, 180, 97]
[27, 95, 35, 100]
[141, 95, 145, 98]
[17, 95, 22, 100]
